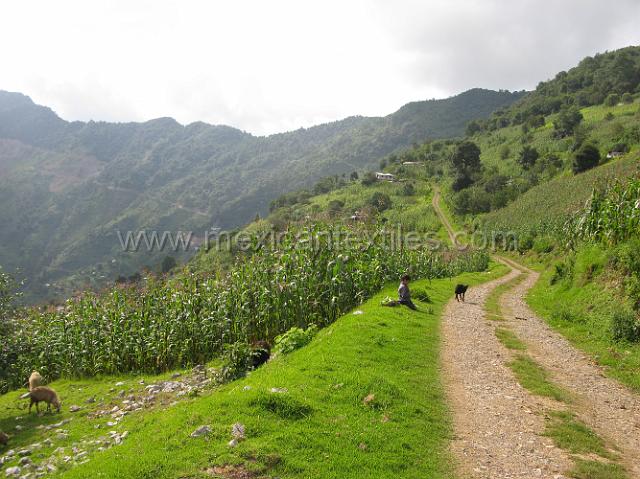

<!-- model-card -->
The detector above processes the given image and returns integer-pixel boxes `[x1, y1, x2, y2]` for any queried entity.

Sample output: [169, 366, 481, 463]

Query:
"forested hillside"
[0, 88, 522, 302]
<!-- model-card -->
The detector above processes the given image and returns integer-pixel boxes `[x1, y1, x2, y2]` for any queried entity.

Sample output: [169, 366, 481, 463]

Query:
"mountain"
[0, 88, 523, 301]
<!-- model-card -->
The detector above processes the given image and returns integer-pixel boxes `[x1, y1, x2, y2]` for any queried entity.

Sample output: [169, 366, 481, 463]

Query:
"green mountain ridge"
[0, 88, 523, 301]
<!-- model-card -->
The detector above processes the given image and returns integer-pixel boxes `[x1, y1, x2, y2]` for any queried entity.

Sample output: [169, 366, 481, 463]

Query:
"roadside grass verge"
[544, 411, 628, 479]
[525, 246, 640, 392]
[495, 328, 527, 351]
[484, 272, 526, 321]
[507, 354, 571, 403]
[569, 459, 628, 479]
[0, 263, 508, 478]
[544, 411, 615, 459]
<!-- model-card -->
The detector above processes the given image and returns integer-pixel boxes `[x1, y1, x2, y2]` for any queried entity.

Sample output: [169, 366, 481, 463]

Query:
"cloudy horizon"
[2, 0, 639, 136]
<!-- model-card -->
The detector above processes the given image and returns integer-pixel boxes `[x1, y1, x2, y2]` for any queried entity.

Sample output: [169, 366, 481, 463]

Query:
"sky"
[1, 0, 639, 136]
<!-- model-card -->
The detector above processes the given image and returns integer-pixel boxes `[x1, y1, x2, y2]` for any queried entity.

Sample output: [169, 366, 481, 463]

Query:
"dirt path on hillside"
[441, 269, 573, 479]
[498, 256, 640, 477]
[431, 187, 459, 247]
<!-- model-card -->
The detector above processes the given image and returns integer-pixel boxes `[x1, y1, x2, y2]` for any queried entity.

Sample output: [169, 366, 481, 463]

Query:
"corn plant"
[0, 223, 488, 392]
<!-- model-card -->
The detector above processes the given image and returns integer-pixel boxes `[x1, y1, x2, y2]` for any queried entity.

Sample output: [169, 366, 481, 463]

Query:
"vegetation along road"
[434, 191, 640, 478]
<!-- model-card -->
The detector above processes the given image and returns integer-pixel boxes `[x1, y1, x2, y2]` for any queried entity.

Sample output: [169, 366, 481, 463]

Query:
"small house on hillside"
[606, 150, 625, 159]
[375, 172, 395, 181]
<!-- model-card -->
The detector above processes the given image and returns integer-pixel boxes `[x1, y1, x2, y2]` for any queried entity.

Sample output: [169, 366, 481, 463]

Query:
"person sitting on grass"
[382, 274, 417, 310]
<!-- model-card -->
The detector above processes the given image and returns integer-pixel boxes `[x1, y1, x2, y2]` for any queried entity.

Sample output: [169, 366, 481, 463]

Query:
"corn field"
[0, 224, 488, 393]
[574, 176, 640, 244]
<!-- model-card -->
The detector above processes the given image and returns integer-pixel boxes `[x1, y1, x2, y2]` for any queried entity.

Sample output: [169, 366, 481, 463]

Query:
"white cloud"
[1, 0, 639, 135]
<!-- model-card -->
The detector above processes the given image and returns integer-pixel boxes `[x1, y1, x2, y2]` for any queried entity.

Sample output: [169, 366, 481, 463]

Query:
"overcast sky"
[2, 1, 639, 136]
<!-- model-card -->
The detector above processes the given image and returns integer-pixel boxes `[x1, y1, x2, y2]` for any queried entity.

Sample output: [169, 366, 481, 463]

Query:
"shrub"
[551, 307, 580, 324]
[221, 341, 253, 380]
[550, 258, 574, 285]
[611, 309, 640, 342]
[533, 236, 554, 254]
[572, 143, 600, 174]
[368, 192, 392, 212]
[413, 289, 432, 303]
[361, 172, 377, 186]
[274, 325, 318, 355]
[621, 92, 633, 104]
[605, 93, 620, 107]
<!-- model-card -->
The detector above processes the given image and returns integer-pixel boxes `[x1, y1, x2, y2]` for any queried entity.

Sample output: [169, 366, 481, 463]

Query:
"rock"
[228, 438, 238, 448]
[18, 456, 31, 466]
[363, 394, 375, 405]
[17, 449, 31, 457]
[190, 425, 211, 438]
[69, 405, 82, 413]
[4, 466, 21, 477]
[269, 387, 288, 394]
[114, 382, 125, 387]
[171, 372, 182, 379]
[231, 423, 245, 440]
[85, 396, 96, 404]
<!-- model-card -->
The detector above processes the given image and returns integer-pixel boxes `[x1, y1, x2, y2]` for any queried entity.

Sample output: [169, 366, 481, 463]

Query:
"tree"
[450, 141, 482, 191]
[451, 141, 482, 173]
[465, 120, 482, 136]
[572, 143, 600, 174]
[161, 256, 177, 273]
[361, 172, 376, 186]
[402, 183, 415, 196]
[605, 93, 620, 106]
[379, 159, 387, 170]
[517, 146, 539, 170]
[553, 106, 583, 137]
[499, 145, 510, 160]
[350, 171, 359, 181]
[327, 199, 345, 217]
[368, 192, 392, 212]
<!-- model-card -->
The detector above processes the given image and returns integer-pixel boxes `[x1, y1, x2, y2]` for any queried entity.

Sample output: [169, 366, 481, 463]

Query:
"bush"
[605, 93, 620, 107]
[611, 309, 640, 342]
[550, 258, 574, 285]
[572, 143, 600, 174]
[368, 192, 392, 212]
[274, 325, 318, 355]
[221, 341, 253, 380]
[517, 234, 534, 253]
[621, 92, 633, 104]
[413, 289, 432, 303]
[361, 172, 377, 186]
[551, 306, 580, 324]
[533, 237, 554, 254]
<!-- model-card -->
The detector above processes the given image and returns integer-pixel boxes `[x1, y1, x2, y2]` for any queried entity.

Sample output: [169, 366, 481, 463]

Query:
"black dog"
[250, 340, 271, 369]
[454, 284, 468, 302]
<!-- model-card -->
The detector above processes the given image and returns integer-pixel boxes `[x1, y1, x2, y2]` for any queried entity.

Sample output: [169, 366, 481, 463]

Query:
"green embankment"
[526, 246, 640, 392]
[0, 264, 507, 479]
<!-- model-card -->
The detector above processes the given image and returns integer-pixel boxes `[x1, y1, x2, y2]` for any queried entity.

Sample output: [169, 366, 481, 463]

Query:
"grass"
[507, 354, 571, 403]
[480, 153, 640, 240]
[569, 459, 628, 479]
[544, 411, 614, 459]
[484, 272, 527, 321]
[0, 263, 508, 478]
[544, 411, 628, 479]
[495, 328, 527, 350]
[526, 245, 640, 392]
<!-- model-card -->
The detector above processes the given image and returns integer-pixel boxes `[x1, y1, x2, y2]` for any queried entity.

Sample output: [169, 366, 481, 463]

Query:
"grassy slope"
[526, 246, 640, 391]
[1, 264, 507, 478]
[480, 153, 639, 237]
[474, 100, 640, 236]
